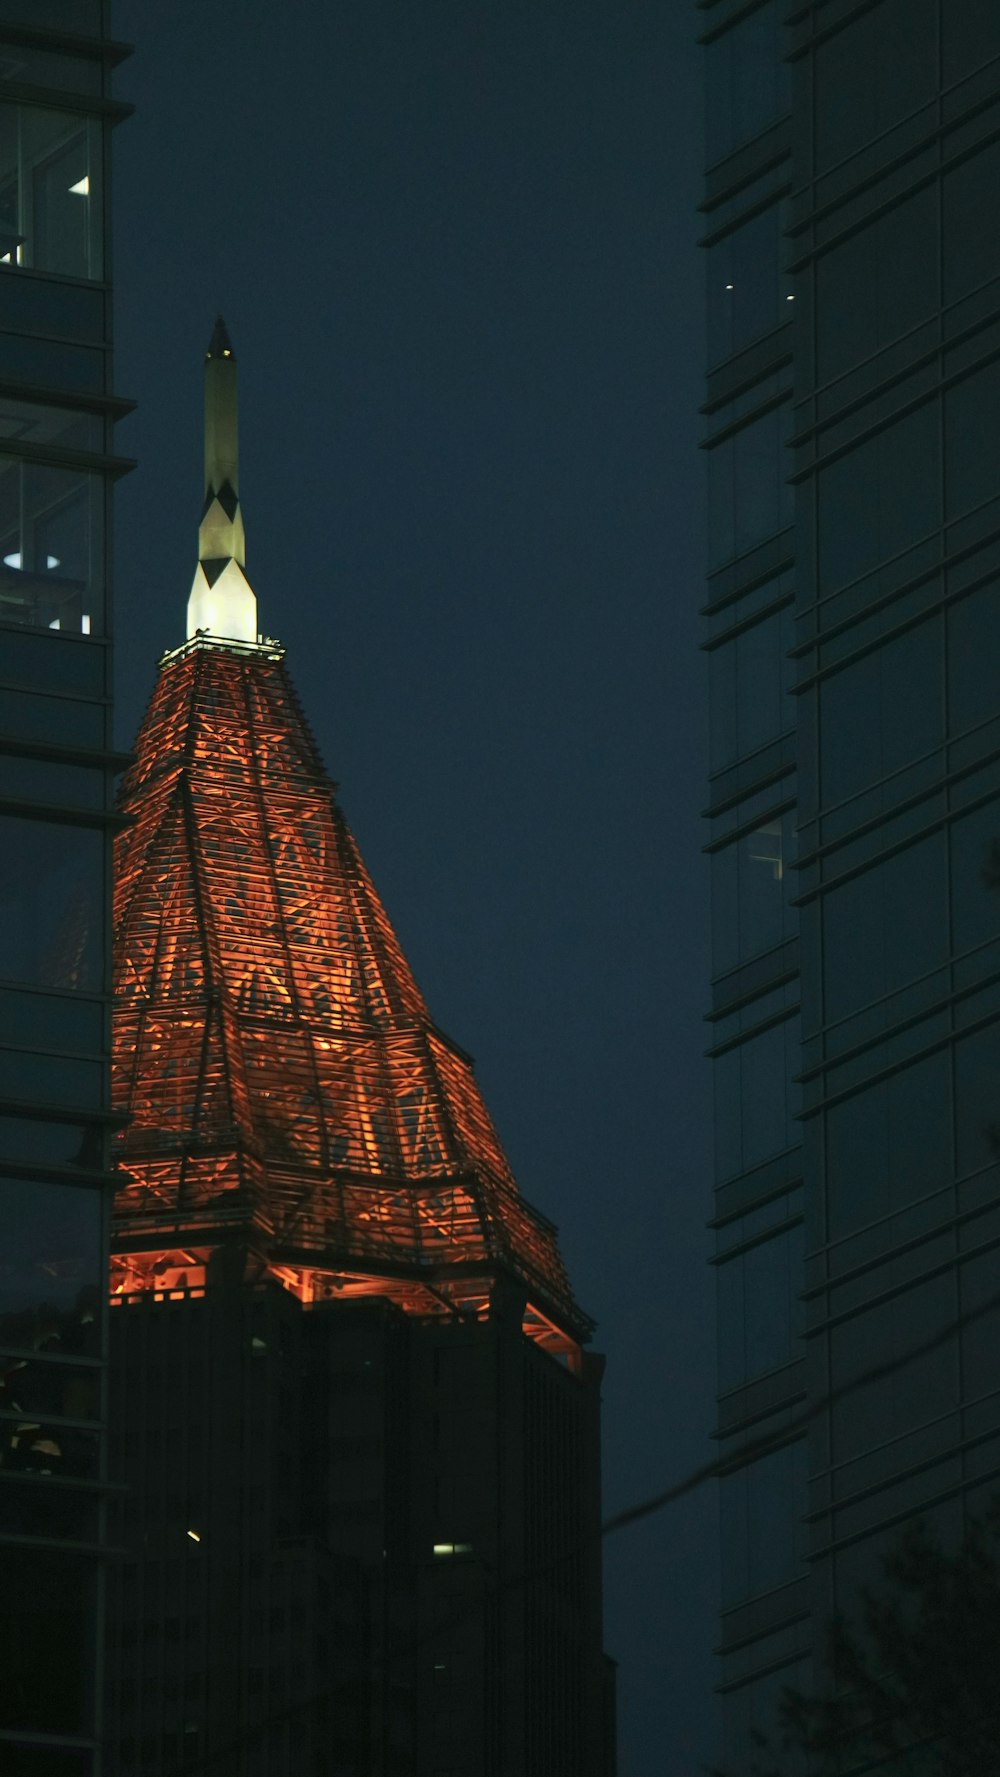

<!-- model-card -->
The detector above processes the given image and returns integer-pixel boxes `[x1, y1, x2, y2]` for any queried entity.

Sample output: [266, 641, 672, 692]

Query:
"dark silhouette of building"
[0, 3, 131, 1772]
[104, 325, 613, 1776]
[701, 0, 1000, 1766]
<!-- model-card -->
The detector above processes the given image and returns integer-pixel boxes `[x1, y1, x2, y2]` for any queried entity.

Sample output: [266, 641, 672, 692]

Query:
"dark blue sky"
[111, 4, 712, 1768]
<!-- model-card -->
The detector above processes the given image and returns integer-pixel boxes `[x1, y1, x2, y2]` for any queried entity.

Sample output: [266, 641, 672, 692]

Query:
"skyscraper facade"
[104, 330, 613, 1776]
[702, 0, 1000, 1763]
[0, 3, 130, 1773]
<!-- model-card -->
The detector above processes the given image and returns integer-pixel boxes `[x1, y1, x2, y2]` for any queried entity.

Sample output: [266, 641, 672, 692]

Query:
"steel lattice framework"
[112, 637, 589, 1354]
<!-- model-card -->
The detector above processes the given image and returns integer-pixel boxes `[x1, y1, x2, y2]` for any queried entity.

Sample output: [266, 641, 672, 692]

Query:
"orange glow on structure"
[112, 638, 589, 1353]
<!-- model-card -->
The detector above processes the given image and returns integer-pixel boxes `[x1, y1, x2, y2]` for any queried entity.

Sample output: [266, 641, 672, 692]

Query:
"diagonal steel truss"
[112, 639, 590, 1355]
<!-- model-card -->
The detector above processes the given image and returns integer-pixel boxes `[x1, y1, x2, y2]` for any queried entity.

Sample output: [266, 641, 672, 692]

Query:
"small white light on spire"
[69, 175, 90, 196]
[786, 293, 796, 302]
[725, 282, 734, 291]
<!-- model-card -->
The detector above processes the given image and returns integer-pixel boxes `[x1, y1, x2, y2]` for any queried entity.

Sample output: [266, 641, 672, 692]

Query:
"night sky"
[110, 4, 712, 1769]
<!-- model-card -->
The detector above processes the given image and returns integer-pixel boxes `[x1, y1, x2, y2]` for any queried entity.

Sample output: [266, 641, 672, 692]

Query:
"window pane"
[814, 0, 938, 171]
[949, 582, 1000, 736]
[0, 328, 105, 390]
[0, 273, 105, 344]
[6, 0, 102, 27]
[720, 1439, 806, 1603]
[712, 809, 795, 973]
[715, 1016, 799, 1180]
[0, 627, 105, 694]
[0, 43, 101, 98]
[0, 104, 101, 280]
[0, 986, 103, 1053]
[0, 752, 105, 808]
[823, 833, 948, 1022]
[830, 1276, 957, 1461]
[951, 800, 1000, 957]
[945, 359, 1000, 520]
[710, 601, 795, 771]
[960, 1248, 1000, 1400]
[943, 140, 1000, 306]
[0, 396, 102, 454]
[0, 689, 106, 747]
[816, 186, 938, 384]
[943, 0, 1000, 85]
[0, 1048, 104, 1106]
[707, 201, 790, 366]
[820, 617, 942, 806]
[0, 1176, 102, 1356]
[706, 1, 790, 164]
[718, 1218, 804, 1389]
[0, 1550, 95, 1733]
[0, 458, 104, 635]
[0, 1476, 99, 1540]
[817, 403, 941, 592]
[708, 402, 793, 568]
[955, 1019, 1000, 1180]
[826, 1051, 951, 1241]
[0, 1358, 99, 1425]
[0, 815, 104, 991]
[0, 1115, 103, 1169]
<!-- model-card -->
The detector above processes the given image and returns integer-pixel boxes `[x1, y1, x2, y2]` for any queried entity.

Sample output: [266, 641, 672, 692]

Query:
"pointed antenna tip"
[206, 316, 234, 362]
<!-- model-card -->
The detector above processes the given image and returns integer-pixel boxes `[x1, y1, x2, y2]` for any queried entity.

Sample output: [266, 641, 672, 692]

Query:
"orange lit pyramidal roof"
[112, 322, 588, 1354]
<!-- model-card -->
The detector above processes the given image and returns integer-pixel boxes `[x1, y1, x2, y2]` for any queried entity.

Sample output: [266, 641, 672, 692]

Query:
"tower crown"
[113, 646, 587, 1356]
[186, 317, 258, 644]
[115, 329, 589, 1363]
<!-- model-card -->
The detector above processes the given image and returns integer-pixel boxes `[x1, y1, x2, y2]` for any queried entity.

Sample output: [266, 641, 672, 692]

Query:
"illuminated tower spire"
[186, 317, 258, 644]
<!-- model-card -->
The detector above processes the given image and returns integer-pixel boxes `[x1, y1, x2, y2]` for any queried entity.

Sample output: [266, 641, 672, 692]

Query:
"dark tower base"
[105, 1279, 613, 1777]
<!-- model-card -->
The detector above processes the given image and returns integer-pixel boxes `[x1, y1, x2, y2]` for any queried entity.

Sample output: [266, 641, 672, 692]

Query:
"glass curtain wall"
[700, 0, 804, 1763]
[0, 5, 130, 1774]
[703, 0, 1000, 1768]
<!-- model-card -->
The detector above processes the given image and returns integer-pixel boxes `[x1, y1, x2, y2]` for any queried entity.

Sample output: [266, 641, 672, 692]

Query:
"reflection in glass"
[0, 103, 99, 279]
[0, 816, 103, 990]
[0, 1177, 101, 1357]
[707, 201, 790, 366]
[0, 457, 101, 634]
[0, 396, 101, 453]
[712, 810, 795, 975]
